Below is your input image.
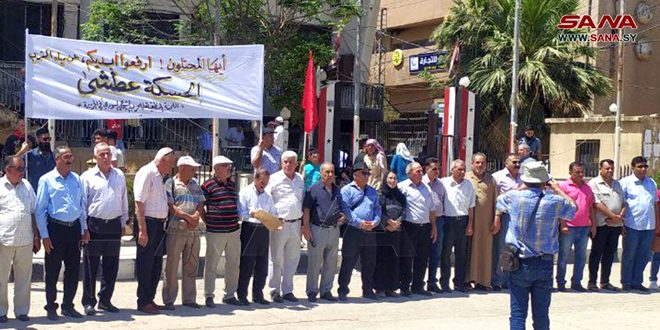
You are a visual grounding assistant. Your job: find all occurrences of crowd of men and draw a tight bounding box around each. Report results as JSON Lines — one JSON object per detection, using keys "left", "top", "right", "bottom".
{"left": 1, "top": 124, "right": 659, "bottom": 330}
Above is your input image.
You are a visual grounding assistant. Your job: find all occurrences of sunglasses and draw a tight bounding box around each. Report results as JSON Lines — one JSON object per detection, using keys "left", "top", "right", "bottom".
{"left": 360, "top": 170, "right": 371, "bottom": 176}
{"left": 9, "top": 166, "right": 26, "bottom": 172}
{"left": 636, "top": 165, "right": 649, "bottom": 169}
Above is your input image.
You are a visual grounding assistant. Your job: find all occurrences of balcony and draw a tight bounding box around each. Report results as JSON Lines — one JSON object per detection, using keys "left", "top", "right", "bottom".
{"left": 334, "top": 81, "right": 384, "bottom": 122}
{"left": 380, "top": 0, "right": 448, "bottom": 29}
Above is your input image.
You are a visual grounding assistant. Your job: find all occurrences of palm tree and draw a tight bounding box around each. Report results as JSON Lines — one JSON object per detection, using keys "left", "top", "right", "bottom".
{"left": 433, "top": 0, "right": 612, "bottom": 156}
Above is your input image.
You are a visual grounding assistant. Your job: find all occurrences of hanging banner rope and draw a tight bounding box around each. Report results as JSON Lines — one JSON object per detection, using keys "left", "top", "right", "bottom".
{"left": 25, "top": 33, "right": 264, "bottom": 120}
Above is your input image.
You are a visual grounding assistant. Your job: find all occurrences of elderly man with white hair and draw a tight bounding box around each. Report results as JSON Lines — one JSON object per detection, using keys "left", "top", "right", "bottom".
{"left": 518, "top": 144, "right": 534, "bottom": 174}
{"left": 439, "top": 159, "right": 476, "bottom": 293}
{"left": 133, "top": 147, "right": 177, "bottom": 314}
{"left": 202, "top": 155, "right": 242, "bottom": 307}
{"left": 267, "top": 150, "right": 305, "bottom": 303}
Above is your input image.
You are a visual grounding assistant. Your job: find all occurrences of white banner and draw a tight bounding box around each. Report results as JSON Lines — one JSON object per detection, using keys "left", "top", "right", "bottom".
{"left": 25, "top": 34, "right": 264, "bottom": 120}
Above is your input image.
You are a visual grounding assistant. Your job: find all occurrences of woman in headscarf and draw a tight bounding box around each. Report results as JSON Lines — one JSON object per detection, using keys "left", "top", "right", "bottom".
{"left": 390, "top": 142, "right": 413, "bottom": 182}
{"left": 363, "top": 138, "right": 388, "bottom": 190}
{"left": 374, "top": 172, "right": 407, "bottom": 297}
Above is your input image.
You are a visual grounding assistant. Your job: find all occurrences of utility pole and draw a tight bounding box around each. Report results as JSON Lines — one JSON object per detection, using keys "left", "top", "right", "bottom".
{"left": 48, "top": 0, "right": 57, "bottom": 150}
{"left": 211, "top": 0, "right": 222, "bottom": 162}
{"left": 509, "top": 0, "right": 521, "bottom": 153}
{"left": 352, "top": 0, "right": 363, "bottom": 161}
{"left": 613, "top": 0, "right": 625, "bottom": 179}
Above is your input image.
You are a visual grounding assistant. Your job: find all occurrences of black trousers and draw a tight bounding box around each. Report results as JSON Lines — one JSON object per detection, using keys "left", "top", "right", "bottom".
{"left": 440, "top": 216, "right": 469, "bottom": 289}
{"left": 82, "top": 217, "right": 122, "bottom": 306}
{"left": 237, "top": 222, "right": 270, "bottom": 300}
{"left": 374, "top": 230, "right": 401, "bottom": 291}
{"left": 135, "top": 217, "right": 166, "bottom": 308}
{"left": 338, "top": 225, "right": 377, "bottom": 295}
{"left": 399, "top": 222, "right": 432, "bottom": 292}
{"left": 588, "top": 225, "right": 622, "bottom": 285}
{"left": 44, "top": 220, "right": 81, "bottom": 311}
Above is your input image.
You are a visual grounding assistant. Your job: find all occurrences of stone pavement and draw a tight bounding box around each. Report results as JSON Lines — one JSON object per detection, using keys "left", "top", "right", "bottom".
{"left": 2, "top": 264, "right": 659, "bottom": 329}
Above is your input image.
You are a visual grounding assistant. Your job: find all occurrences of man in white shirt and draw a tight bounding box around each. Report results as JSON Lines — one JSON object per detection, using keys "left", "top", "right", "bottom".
{"left": 133, "top": 147, "right": 177, "bottom": 314}
{"left": 107, "top": 131, "right": 125, "bottom": 171}
{"left": 273, "top": 117, "right": 285, "bottom": 151}
{"left": 266, "top": 151, "right": 304, "bottom": 303}
{"left": 0, "top": 156, "right": 38, "bottom": 323}
{"left": 225, "top": 124, "right": 245, "bottom": 147}
{"left": 440, "top": 159, "right": 476, "bottom": 293}
{"left": 80, "top": 143, "right": 129, "bottom": 316}
{"left": 398, "top": 162, "right": 438, "bottom": 296}
{"left": 237, "top": 168, "right": 278, "bottom": 305}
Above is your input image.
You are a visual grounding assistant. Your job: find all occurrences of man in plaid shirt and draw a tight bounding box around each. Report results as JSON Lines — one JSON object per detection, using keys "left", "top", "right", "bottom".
{"left": 495, "top": 161, "right": 576, "bottom": 330}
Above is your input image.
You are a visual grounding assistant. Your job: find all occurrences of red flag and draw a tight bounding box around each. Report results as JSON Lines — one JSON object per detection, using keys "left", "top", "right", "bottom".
{"left": 302, "top": 50, "right": 318, "bottom": 133}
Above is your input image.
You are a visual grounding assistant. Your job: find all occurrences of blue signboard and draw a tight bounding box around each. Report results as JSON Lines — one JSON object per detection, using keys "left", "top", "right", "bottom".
{"left": 409, "top": 50, "right": 449, "bottom": 74}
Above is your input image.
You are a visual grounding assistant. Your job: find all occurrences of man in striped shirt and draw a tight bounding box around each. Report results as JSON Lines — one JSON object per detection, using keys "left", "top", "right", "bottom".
{"left": 202, "top": 155, "right": 242, "bottom": 307}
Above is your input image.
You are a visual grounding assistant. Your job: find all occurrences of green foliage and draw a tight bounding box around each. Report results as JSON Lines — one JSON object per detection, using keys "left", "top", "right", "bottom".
{"left": 82, "top": 0, "right": 163, "bottom": 44}
{"left": 429, "top": 0, "right": 612, "bottom": 156}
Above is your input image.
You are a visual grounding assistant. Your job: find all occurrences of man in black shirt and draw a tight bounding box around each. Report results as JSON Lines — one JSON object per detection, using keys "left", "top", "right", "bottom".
{"left": 302, "top": 163, "right": 350, "bottom": 302}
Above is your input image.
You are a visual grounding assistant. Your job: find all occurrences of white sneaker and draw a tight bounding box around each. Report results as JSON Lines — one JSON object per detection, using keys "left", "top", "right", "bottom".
{"left": 650, "top": 281, "right": 658, "bottom": 290}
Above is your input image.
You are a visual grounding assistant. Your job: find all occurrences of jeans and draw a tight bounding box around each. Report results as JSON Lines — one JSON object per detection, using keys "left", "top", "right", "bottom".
{"left": 440, "top": 216, "right": 468, "bottom": 289}
{"left": 587, "top": 226, "right": 621, "bottom": 285}
{"left": 556, "top": 226, "right": 589, "bottom": 287}
{"left": 650, "top": 252, "right": 660, "bottom": 282}
{"left": 492, "top": 214, "right": 510, "bottom": 288}
{"left": 621, "top": 227, "right": 654, "bottom": 287}
{"left": 427, "top": 217, "right": 445, "bottom": 286}
{"left": 509, "top": 256, "right": 553, "bottom": 330}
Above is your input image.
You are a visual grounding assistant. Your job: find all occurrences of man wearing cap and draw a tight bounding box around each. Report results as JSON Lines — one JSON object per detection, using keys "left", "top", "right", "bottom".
{"left": 267, "top": 151, "right": 305, "bottom": 303}
{"left": 491, "top": 153, "right": 522, "bottom": 291}
{"left": 202, "top": 155, "right": 242, "bottom": 307}
{"left": 496, "top": 161, "right": 576, "bottom": 330}
{"left": 36, "top": 146, "right": 90, "bottom": 320}
{"left": 80, "top": 143, "right": 128, "bottom": 316}
{"left": 24, "top": 127, "right": 55, "bottom": 191}
{"left": 273, "top": 117, "right": 285, "bottom": 151}
{"left": 337, "top": 162, "right": 381, "bottom": 301}
{"left": 518, "top": 125, "right": 541, "bottom": 160}
{"left": 251, "top": 127, "right": 281, "bottom": 175}
{"left": 302, "top": 162, "right": 350, "bottom": 302}
{"left": 237, "top": 168, "right": 278, "bottom": 305}
{"left": 133, "top": 147, "right": 177, "bottom": 314}
{"left": 162, "top": 156, "right": 205, "bottom": 309}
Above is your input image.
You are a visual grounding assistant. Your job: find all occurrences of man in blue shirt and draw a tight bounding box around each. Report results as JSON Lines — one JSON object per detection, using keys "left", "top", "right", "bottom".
{"left": 337, "top": 162, "right": 381, "bottom": 301}
{"left": 619, "top": 156, "right": 660, "bottom": 292}
{"left": 251, "top": 128, "right": 281, "bottom": 175}
{"left": 496, "top": 161, "right": 575, "bottom": 330}
{"left": 24, "top": 127, "right": 55, "bottom": 190}
{"left": 518, "top": 125, "right": 541, "bottom": 160}
{"left": 35, "top": 146, "right": 89, "bottom": 320}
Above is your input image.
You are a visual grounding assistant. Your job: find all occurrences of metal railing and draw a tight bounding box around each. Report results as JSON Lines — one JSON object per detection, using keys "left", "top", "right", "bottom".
{"left": 0, "top": 61, "right": 23, "bottom": 112}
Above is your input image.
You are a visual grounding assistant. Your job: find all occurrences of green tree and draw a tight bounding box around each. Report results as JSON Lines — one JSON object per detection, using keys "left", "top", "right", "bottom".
{"left": 82, "top": 0, "right": 168, "bottom": 44}
{"left": 431, "top": 0, "right": 612, "bottom": 156}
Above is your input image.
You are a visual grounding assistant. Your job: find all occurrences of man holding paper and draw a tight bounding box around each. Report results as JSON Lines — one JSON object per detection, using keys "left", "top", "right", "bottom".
{"left": 237, "top": 168, "right": 279, "bottom": 305}
{"left": 302, "top": 163, "right": 350, "bottom": 302}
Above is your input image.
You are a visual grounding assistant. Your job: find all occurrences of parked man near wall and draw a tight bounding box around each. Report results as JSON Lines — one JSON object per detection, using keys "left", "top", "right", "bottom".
{"left": 619, "top": 156, "right": 660, "bottom": 291}
{"left": 491, "top": 153, "right": 522, "bottom": 290}
{"left": 237, "top": 168, "right": 277, "bottom": 305}
{"left": 36, "top": 146, "right": 89, "bottom": 320}
{"left": 202, "top": 155, "right": 242, "bottom": 307}
{"left": 80, "top": 143, "right": 128, "bottom": 316}
{"left": 398, "top": 162, "right": 437, "bottom": 296}
{"left": 267, "top": 151, "right": 305, "bottom": 303}
{"left": 0, "top": 156, "right": 38, "bottom": 323}
{"left": 133, "top": 147, "right": 176, "bottom": 314}
{"left": 337, "top": 162, "right": 381, "bottom": 301}
{"left": 465, "top": 153, "right": 498, "bottom": 291}
{"left": 557, "top": 162, "right": 595, "bottom": 292}
{"left": 496, "top": 161, "right": 576, "bottom": 330}
{"left": 24, "top": 127, "right": 55, "bottom": 191}
{"left": 302, "top": 162, "right": 349, "bottom": 302}
{"left": 424, "top": 157, "right": 446, "bottom": 293}
{"left": 162, "top": 156, "right": 205, "bottom": 310}
{"left": 587, "top": 159, "right": 626, "bottom": 291}
{"left": 251, "top": 128, "right": 281, "bottom": 175}
{"left": 440, "top": 160, "right": 476, "bottom": 293}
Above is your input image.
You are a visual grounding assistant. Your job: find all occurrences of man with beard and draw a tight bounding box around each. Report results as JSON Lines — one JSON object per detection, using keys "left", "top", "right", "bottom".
{"left": 24, "top": 128, "right": 55, "bottom": 190}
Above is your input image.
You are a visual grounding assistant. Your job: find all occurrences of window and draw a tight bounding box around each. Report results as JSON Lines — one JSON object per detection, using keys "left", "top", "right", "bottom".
{"left": 575, "top": 140, "right": 600, "bottom": 177}
{"left": 0, "top": 1, "right": 64, "bottom": 61}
